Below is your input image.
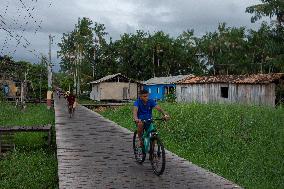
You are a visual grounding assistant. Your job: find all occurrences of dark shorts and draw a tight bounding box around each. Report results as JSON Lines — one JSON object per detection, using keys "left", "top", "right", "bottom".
{"left": 136, "top": 120, "right": 151, "bottom": 130}
{"left": 68, "top": 103, "right": 74, "bottom": 108}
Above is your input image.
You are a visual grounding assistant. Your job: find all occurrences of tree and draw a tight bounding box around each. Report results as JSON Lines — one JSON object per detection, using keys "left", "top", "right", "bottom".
{"left": 246, "top": 0, "right": 284, "bottom": 26}
{"left": 53, "top": 72, "right": 73, "bottom": 92}
{"left": 176, "top": 30, "right": 204, "bottom": 75}
{"left": 58, "top": 17, "right": 96, "bottom": 95}
{"left": 114, "top": 30, "right": 152, "bottom": 80}
{"left": 246, "top": 1, "right": 284, "bottom": 73}
{"left": 247, "top": 23, "right": 275, "bottom": 73}
{"left": 197, "top": 23, "right": 250, "bottom": 75}
{"left": 25, "top": 61, "right": 48, "bottom": 100}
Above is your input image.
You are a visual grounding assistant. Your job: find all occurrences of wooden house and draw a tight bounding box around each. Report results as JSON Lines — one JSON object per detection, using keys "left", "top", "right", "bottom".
{"left": 0, "top": 79, "right": 21, "bottom": 98}
{"left": 143, "top": 75, "right": 193, "bottom": 100}
{"left": 89, "top": 73, "right": 142, "bottom": 101}
{"left": 176, "top": 73, "right": 284, "bottom": 106}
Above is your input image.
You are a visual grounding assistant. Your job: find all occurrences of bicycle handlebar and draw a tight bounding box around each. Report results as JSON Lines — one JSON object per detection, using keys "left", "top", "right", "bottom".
{"left": 134, "top": 117, "right": 169, "bottom": 124}
{"left": 141, "top": 118, "right": 166, "bottom": 122}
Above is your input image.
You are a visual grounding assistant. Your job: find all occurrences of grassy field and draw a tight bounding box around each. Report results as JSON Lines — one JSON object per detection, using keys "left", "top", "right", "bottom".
{"left": 0, "top": 102, "right": 58, "bottom": 189}
{"left": 100, "top": 102, "right": 284, "bottom": 189}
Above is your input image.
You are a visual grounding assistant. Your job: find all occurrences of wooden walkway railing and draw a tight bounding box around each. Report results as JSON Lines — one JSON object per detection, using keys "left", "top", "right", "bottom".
{"left": 81, "top": 103, "right": 127, "bottom": 109}
{"left": 0, "top": 124, "right": 52, "bottom": 154}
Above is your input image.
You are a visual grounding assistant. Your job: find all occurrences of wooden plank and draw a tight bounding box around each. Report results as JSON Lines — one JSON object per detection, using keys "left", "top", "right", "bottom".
{"left": 0, "top": 133, "right": 1, "bottom": 154}
{"left": 81, "top": 103, "right": 126, "bottom": 107}
{"left": 1, "top": 144, "right": 15, "bottom": 148}
{"left": 0, "top": 125, "right": 51, "bottom": 133}
{"left": 48, "top": 129, "right": 51, "bottom": 146}
{"left": 0, "top": 125, "right": 52, "bottom": 153}
{"left": 1, "top": 133, "right": 14, "bottom": 136}
{"left": 0, "top": 132, "right": 14, "bottom": 153}
{"left": 0, "top": 138, "right": 14, "bottom": 142}
{"left": 0, "top": 144, "right": 15, "bottom": 152}
{"left": 0, "top": 133, "right": 14, "bottom": 142}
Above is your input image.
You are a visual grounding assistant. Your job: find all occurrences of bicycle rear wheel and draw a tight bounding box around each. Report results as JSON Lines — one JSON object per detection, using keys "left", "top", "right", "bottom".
{"left": 133, "top": 130, "right": 146, "bottom": 164}
{"left": 150, "top": 136, "right": 165, "bottom": 176}
{"left": 68, "top": 106, "right": 73, "bottom": 118}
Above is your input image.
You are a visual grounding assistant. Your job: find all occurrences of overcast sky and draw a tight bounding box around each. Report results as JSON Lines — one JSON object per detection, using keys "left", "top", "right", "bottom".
{"left": 0, "top": 0, "right": 266, "bottom": 71}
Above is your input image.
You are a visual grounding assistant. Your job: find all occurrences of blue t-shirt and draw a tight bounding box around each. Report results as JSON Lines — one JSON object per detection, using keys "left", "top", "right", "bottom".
{"left": 134, "top": 98, "right": 157, "bottom": 120}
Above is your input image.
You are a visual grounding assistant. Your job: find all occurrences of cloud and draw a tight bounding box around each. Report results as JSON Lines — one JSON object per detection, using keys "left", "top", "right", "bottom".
{"left": 0, "top": 0, "right": 265, "bottom": 71}
{"left": 132, "top": 0, "right": 263, "bottom": 36}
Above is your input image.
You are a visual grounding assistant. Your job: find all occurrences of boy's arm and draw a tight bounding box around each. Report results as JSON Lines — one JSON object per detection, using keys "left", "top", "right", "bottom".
{"left": 133, "top": 106, "right": 140, "bottom": 122}
{"left": 154, "top": 105, "right": 170, "bottom": 119}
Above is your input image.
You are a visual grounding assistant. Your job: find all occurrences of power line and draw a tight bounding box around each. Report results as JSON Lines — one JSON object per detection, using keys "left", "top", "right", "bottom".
{"left": 0, "top": 0, "right": 53, "bottom": 60}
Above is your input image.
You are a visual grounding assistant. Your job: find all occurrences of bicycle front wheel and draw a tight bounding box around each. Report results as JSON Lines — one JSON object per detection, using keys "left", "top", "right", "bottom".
{"left": 133, "top": 130, "right": 146, "bottom": 164}
{"left": 150, "top": 136, "right": 165, "bottom": 176}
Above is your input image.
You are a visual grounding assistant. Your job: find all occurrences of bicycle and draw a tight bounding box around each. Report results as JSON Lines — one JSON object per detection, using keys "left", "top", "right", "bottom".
{"left": 133, "top": 118, "right": 166, "bottom": 176}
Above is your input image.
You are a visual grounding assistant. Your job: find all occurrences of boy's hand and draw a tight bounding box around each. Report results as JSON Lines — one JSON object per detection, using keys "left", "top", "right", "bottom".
{"left": 163, "top": 114, "right": 170, "bottom": 121}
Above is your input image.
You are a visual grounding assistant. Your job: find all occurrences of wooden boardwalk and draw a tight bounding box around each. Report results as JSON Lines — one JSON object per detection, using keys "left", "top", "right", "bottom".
{"left": 55, "top": 97, "right": 242, "bottom": 189}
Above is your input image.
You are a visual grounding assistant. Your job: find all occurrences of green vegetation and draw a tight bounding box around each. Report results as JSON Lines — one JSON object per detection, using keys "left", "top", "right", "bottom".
{"left": 0, "top": 102, "right": 58, "bottom": 189}
{"left": 0, "top": 57, "right": 48, "bottom": 100}
{"left": 77, "top": 96, "right": 98, "bottom": 104}
{"left": 0, "top": 102, "right": 54, "bottom": 126}
{"left": 100, "top": 102, "right": 284, "bottom": 189}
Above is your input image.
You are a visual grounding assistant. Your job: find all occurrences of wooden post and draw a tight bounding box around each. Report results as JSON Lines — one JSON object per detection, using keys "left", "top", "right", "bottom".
{"left": 20, "top": 82, "right": 24, "bottom": 104}
{"left": 47, "top": 34, "right": 54, "bottom": 109}
{"left": 0, "top": 132, "right": 2, "bottom": 154}
{"left": 47, "top": 124, "right": 51, "bottom": 146}
{"left": 48, "top": 129, "right": 51, "bottom": 146}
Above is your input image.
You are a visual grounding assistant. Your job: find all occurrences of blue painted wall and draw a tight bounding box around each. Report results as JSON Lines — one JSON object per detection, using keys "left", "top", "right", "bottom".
{"left": 143, "top": 84, "right": 175, "bottom": 100}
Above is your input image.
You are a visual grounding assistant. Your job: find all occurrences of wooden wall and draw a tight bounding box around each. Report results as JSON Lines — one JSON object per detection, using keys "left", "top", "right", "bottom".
{"left": 90, "top": 82, "right": 138, "bottom": 101}
{"left": 176, "top": 83, "right": 276, "bottom": 106}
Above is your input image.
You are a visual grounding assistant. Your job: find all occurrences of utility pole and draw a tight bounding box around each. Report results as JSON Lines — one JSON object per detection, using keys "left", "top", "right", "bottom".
{"left": 93, "top": 47, "right": 95, "bottom": 79}
{"left": 152, "top": 48, "right": 155, "bottom": 77}
{"left": 77, "top": 44, "right": 81, "bottom": 96}
{"left": 93, "top": 37, "right": 99, "bottom": 79}
{"left": 74, "top": 42, "right": 79, "bottom": 96}
{"left": 39, "top": 59, "right": 42, "bottom": 103}
{"left": 74, "top": 26, "right": 79, "bottom": 96}
{"left": 47, "top": 34, "right": 55, "bottom": 109}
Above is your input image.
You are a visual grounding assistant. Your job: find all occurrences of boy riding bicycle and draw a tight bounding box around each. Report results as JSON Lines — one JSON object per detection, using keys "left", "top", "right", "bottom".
{"left": 66, "top": 91, "right": 76, "bottom": 113}
{"left": 133, "top": 89, "right": 170, "bottom": 148}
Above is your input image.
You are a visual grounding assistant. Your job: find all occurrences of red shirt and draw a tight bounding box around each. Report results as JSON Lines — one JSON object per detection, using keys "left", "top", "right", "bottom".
{"left": 67, "top": 94, "right": 76, "bottom": 105}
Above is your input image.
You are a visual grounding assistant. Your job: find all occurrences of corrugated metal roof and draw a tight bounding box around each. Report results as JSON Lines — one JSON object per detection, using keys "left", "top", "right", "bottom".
{"left": 89, "top": 73, "right": 122, "bottom": 84}
{"left": 89, "top": 73, "right": 142, "bottom": 84}
{"left": 178, "top": 73, "right": 284, "bottom": 84}
{"left": 143, "top": 75, "right": 194, "bottom": 85}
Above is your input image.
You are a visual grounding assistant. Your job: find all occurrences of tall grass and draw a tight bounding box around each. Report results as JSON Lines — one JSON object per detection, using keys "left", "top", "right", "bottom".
{"left": 0, "top": 102, "right": 58, "bottom": 189}
{"left": 100, "top": 102, "right": 284, "bottom": 189}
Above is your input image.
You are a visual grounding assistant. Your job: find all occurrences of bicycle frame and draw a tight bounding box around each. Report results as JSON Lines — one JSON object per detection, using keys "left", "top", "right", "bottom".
{"left": 140, "top": 119, "right": 164, "bottom": 153}
{"left": 142, "top": 123, "right": 156, "bottom": 153}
